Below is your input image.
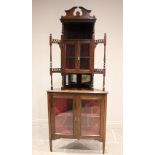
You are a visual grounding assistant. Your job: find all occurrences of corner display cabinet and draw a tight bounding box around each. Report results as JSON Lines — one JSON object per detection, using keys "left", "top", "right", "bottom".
{"left": 47, "top": 7, "right": 108, "bottom": 154}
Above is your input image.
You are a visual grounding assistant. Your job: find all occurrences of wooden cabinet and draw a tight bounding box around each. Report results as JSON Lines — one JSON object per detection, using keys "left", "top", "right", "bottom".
{"left": 47, "top": 90, "right": 107, "bottom": 153}
{"left": 47, "top": 6, "right": 107, "bottom": 153}
{"left": 62, "top": 40, "right": 94, "bottom": 73}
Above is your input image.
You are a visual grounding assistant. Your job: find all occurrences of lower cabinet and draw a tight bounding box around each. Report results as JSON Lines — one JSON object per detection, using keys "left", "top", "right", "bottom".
{"left": 47, "top": 90, "right": 107, "bottom": 153}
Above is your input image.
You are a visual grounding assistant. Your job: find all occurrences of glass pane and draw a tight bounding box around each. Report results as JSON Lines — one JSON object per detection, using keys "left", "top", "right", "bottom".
{"left": 80, "top": 44, "right": 90, "bottom": 57}
{"left": 66, "top": 58, "right": 76, "bottom": 69}
{"left": 54, "top": 98, "right": 73, "bottom": 135}
{"left": 81, "top": 99, "right": 100, "bottom": 136}
{"left": 80, "top": 58, "right": 90, "bottom": 69}
{"left": 66, "top": 44, "right": 76, "bottom": 57}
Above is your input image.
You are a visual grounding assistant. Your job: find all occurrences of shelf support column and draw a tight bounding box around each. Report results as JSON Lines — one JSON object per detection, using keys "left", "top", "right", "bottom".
{"left": 49, "top": 34, "right": 53, "bottom": 90}
{"left": 103, "top": 33, "right": 106, "bottom": 91}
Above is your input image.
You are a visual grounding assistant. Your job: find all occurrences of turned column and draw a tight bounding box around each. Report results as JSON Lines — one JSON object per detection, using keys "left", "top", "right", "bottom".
{"left": 103, "top": 33, "right": 106, "bottom": 91}
{"left": 49, "top": 34, "right": 53, "bottom": 90}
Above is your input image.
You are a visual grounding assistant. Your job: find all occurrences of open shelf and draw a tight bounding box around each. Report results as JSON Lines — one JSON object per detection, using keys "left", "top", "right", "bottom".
{"left": 63, "top": 22, "right": 94, "bottom": 39}
{"left": 64, "top": 74, "right": 93, "bottom": 89}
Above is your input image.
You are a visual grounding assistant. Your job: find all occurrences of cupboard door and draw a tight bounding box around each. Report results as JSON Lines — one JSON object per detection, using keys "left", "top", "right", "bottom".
{"left": 79, "top": 96, "right": 101, "bottom": 136}
{"left": 65, "top": 43, "right": 77, "bottom": 70}
{"left": 53, "top": 96, "right": 75, "bottom": 136}
{"left": 62, "top": 40, "right": 94, "bottom": 73}
{"left": 79, "top": 43, "right": 91, "bottom": 70}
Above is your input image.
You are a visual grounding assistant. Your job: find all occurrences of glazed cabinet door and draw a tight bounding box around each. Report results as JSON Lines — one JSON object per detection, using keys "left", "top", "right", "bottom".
{"left": 52, "top": 95, "right": 76, "bottom": 137}
{"left": 78, "top": 96, "right": 102, "bottom": 137}
{"left": 78, "top": 41, "right": 94, "bottom": 72}
{"left": 63, "top": 41, "right": 77, "bottom": 72}
{"left": 62, "top": 40, "right": 94, "bottom": 74}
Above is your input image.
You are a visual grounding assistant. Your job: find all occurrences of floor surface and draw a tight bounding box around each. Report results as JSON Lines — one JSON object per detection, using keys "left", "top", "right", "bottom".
{"left": 32, "top": 123, "right": 122, "bottom": 155}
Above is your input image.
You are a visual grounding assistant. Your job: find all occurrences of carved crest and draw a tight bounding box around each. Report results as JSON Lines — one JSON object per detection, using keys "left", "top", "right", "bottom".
{"left": 61, "top": 6, "right": 96, "bottom": 20}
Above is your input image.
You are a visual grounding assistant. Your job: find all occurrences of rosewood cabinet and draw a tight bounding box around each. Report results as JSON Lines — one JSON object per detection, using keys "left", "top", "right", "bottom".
{"left": 47, "top": 89, "right": 107, "bottom": 153}
{"left": 47, "top": 6, "right": 107, "bottom": 153}
{"left": 62, "top": 40, "right": 94, "bottom": 73}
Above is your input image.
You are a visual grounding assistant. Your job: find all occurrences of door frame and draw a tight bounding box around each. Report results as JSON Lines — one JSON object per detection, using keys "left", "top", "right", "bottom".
{"left": 52, "top": 94, "right": 77, "bottom": 138}
{"left": 77, "top": 95, "right": 103, "bottom": 139}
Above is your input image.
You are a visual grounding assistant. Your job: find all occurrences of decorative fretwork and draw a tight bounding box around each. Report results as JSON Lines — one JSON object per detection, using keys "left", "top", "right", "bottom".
{"left": 95, "top": 39, "right": 105, "bottom": 45}
{"left": 94, "top": 68, "right": 105, "bottom": 75}
{"left": 50, "top": 68, "right": 61, "bottom": 73}
{"left": 95, "top": 34, "right": 107, "bottom": 90}
{"left": 51, "top": 39, "right": 61, "bottom": 44}
{"left": 49, "top": 34, "right": 61, "bottom": 90}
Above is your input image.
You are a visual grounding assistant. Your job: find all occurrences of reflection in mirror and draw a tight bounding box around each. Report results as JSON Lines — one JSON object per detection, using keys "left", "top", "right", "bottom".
{"left": 82, "top": 74, "right": 91, "bottom": 83}
{"left": 66, "top": 75, "right": 69, "bottom": 85}
{"left": 70, "top": 74, "right": 77, "bottom": 83}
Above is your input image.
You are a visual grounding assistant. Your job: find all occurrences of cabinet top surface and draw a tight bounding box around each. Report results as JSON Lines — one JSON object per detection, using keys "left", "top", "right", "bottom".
{"left": 47, "top": 89, "right": 108, "bottom": 94}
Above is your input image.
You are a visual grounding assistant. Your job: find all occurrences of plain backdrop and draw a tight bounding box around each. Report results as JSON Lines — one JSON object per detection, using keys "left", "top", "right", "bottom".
{"left": 1, "top": 0, "right": 155, "bottom": 155}
{"left": 32, "top": 0, "right": 122, "bottom": 126}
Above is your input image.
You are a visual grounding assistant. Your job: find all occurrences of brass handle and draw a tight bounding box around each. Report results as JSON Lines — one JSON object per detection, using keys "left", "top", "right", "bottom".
{"left": 77, "top": 56, "right": 80, "bottom": 61}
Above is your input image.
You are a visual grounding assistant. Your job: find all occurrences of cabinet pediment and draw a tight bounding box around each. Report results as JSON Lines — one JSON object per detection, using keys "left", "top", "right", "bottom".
{"left": 61, "top": 6, "right": 96, "bottom": 20}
